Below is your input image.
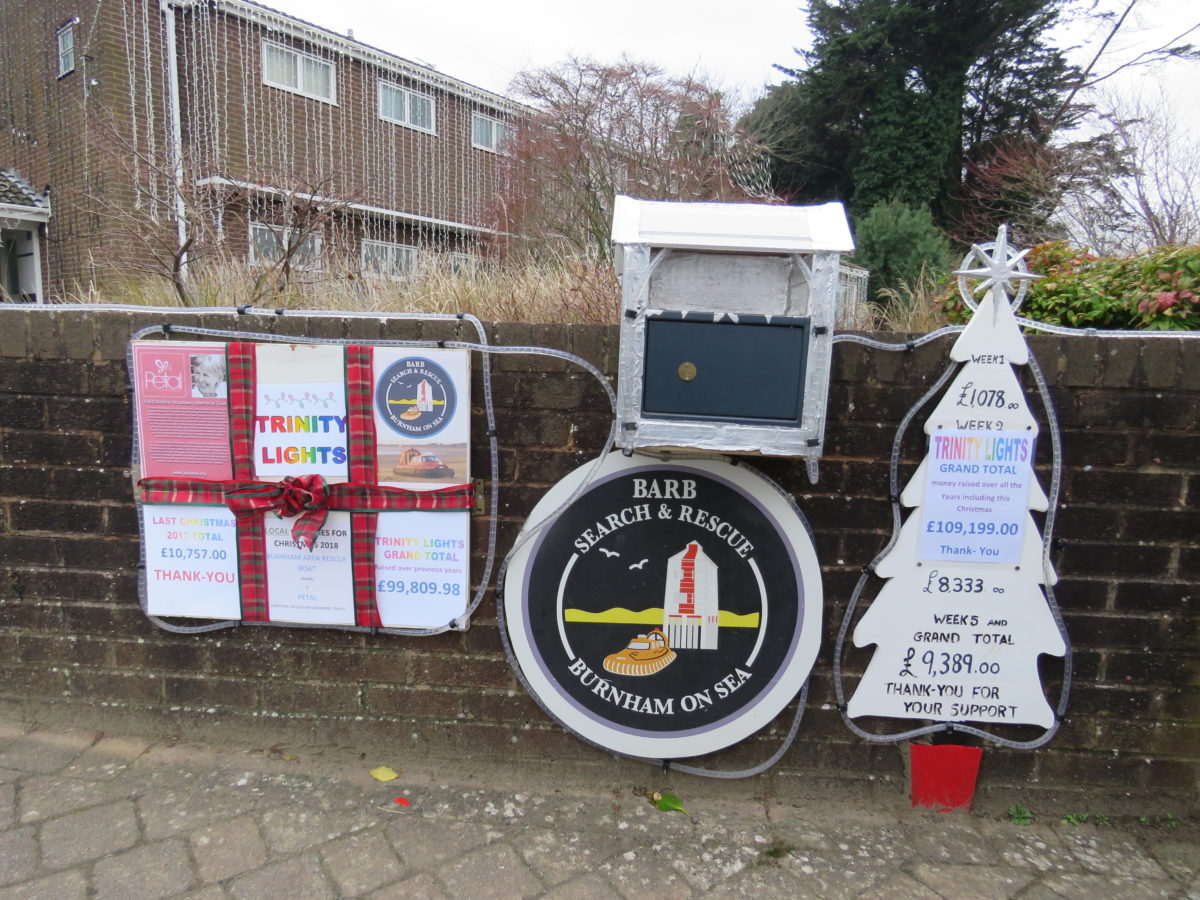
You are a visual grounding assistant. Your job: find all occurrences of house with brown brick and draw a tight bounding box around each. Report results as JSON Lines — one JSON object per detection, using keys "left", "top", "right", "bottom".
{"left": 0, "top": 0, "right": 520, "bottom": 301}
{"left": 0, "top": 170, "right": 51, "bottom": 302}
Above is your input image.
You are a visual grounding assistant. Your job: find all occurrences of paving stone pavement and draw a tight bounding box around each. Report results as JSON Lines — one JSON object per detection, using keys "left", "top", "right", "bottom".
{"left": 0, "top": 715, "right": 1195, "bottom": 899}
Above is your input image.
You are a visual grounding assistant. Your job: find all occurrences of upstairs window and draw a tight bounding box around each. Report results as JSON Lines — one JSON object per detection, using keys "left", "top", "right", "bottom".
{"left": 262, "top": 40, "right": 336, "bottom": 103}
{"left": 56, "top": 21, "right": 76, "bottom": 77}
{"left": 361, "top": 239, "right": 416, "bottom": 278}
{"left": 249, "top": 223, "right": 323, "bottom": 271}
{"left": 471, "top": 112, "right": 513, "bottom": 153}
{"left": 378, "top": 83, "right": 435, "bottom": 133}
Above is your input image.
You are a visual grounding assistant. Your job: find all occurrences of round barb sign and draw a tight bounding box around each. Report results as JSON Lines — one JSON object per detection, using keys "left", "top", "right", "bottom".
{"left": 374, "top": 356, "right": 456, "bottom": 438}
{"left": 504, "top": 453, "right": 823, "bottom": 759}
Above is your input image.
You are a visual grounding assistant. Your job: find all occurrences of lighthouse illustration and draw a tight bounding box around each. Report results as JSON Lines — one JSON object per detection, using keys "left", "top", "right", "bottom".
{"left": 416, "top": 379, "right": 434, "bottom": 412}
{"left": 663, "top": 542, "right": 720, "bottom": 650}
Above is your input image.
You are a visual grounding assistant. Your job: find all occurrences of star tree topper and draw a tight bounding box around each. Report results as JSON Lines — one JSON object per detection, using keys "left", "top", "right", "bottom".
{"left": 950, "top": 225, "right": 1041, "bottom": 365}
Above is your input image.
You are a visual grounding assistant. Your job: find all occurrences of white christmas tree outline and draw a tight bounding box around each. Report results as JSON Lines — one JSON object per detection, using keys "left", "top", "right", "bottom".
{"left": 845, "top": 226, "right": 1068, "bottom": 731}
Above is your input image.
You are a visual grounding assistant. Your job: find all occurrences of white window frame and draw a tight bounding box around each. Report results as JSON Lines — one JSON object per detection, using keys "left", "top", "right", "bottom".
{"left": 361, "top": 238, "right": 417, "bottom": 279}
{"left": 249, "top": 222, "right": 323, "bottom": 272}
{"left": 378, "top": 82, "right": 436, "bottom": 134}
{"left": 56, "top": 21, "right": 76, "bottom": 77}
{"left": 261, "top": 40, "right": 336, "bottom": 104}
{"left": 450, "top": 252, "right": 477, "bottom": 276}
{"left": 471, "top": 112, "right": 513, "bottom": 153}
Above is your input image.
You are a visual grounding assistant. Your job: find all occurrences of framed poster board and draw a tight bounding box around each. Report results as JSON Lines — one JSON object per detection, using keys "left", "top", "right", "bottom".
{"left": 132, "top": 339, "right": 474, "bottom": 630}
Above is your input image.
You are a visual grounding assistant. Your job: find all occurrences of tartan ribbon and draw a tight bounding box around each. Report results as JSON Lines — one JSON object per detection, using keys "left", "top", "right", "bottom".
{"left": 228, "top": 343, "right": 256, "bottom": 481}
{"left": 346, "top": 346, "right": 382, "bottom": 627}
{"left": 225, "top": 474, "right": 331, "bottom": 550}
{"left": 226, "top": 342, "right": 270, "bottom": 620}
{"left": 140, "top": 475, "right": 474, "bottom": 552}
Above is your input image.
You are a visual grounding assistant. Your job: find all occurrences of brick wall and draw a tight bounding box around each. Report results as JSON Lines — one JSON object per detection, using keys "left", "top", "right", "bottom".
{"left": 1, "top": 307, "right": 1196, "bottom": 800}
{"left": 0, "top": 0, "right": 107, "bottom": 293}
{"left": 180, "top": 6, "right": 511, "bottom": 224}
{"left": 0, "top": 0, "right": 515, "bottom": 296}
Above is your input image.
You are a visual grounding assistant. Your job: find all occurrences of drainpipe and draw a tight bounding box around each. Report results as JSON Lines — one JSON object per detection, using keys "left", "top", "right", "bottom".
{"left": 160, "top": 0, "right": 189, "bottom": 277}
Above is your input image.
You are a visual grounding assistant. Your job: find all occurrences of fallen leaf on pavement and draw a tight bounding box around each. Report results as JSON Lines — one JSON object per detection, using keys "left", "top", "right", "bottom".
{"left": 653, "top": 792, "right": 691, "bottom": 818}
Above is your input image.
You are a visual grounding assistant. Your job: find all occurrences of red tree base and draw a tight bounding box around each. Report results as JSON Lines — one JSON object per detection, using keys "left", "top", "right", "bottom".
{"left": 910, "top": 744, "right": 983, "bottom": 811}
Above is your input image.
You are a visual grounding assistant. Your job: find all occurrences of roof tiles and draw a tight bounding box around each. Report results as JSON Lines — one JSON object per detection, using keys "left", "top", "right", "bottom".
{"left": 0, "top": 169, "right": 48, "bottom": 209}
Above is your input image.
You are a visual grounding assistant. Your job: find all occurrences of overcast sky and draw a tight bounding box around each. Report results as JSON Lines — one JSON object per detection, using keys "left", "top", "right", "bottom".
{"left": 275, "top": 0, "right": 807, "bottom": 100}
{"left": 275, "top": 0, "right": 1197, "bottom": 119}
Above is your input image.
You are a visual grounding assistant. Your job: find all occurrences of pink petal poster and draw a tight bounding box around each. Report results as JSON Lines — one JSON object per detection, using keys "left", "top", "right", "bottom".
{"left": 133, "top": 341, "right": 232, "bottom": 480}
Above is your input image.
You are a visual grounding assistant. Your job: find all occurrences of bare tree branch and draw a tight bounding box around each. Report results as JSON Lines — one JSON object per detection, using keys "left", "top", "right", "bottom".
{"left": 492, "top": 56, "right": 775, "bottom": 260}
{"left": 1055, "top": 87, "right": 1200, "bottom": 253}
{"left": 80, "top": 104, "right": 367, "bottom": 304}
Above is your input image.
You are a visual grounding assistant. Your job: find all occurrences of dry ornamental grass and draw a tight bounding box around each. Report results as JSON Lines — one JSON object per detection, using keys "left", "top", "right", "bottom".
{"left": 62, "top": 248, "right": 623, "bottom": 325}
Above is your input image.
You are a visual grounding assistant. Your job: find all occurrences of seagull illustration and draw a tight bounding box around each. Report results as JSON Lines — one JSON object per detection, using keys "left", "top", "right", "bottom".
{"left": 599, "top": 548, "right": 620, "bottom": 558}
{"left": 629, "top": 559, "right": 649, "bottom": 570}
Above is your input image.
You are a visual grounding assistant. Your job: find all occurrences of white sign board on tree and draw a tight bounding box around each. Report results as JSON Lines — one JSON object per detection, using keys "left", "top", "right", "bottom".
{"left": 846, "top": 225, "right": 1067, "bottom": 731}
{"left": 918, "top": 429, "right": 1035, "bottom": 564}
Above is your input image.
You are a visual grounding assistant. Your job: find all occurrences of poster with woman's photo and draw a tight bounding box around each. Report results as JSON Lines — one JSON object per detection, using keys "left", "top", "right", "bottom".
{"left": 134, "top": 341, "right": 240, "bottom": 619}
{"left": 190, "top": 352, "right": 227, "bottom": 398}
{"left": 132, "top": 341, "right": 232, "bottom": 480}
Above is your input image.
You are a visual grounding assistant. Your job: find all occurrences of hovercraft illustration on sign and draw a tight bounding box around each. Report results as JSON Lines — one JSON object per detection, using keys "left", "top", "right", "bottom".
{"left": 392, "top": 447, "right": 456, "bottom": 479}
{"left": 504, "top": 453, "right": 823, "bottom": 759}
{"left": 600, "top": 541, "right": 719, "bottom": 676}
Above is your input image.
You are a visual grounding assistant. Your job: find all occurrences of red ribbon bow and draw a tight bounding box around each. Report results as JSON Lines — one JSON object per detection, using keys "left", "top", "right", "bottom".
{"left": 225, "top": 474, "right": 331, "bottom": 550}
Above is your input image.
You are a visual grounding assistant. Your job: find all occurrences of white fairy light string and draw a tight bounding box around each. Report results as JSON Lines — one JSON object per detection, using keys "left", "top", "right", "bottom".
{"left": 104, "top": 0, "right": 516, "bottom": 267}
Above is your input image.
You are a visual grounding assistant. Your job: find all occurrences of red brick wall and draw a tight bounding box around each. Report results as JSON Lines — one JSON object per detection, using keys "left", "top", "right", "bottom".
{"left": 176, "top": 6, "right": 511, "bottom": 226}
{"left": 0, "top": 307, "right": 1196, "bottom": 798}
{"left": 0, "top": 0, "right": 515, "bottom": 295}
{"left": 0, "top": 0, "right": 114, "bottom": 293}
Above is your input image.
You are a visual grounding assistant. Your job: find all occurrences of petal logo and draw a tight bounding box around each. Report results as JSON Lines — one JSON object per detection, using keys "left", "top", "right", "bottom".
{"left": 143, "top": 358, "right": 183, "bottom": 392}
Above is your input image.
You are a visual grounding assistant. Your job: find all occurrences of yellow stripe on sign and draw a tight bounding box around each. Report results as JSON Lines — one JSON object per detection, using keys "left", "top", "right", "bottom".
{"left": 388, "top": 399, "right": 446, "bottom": 405}
{"left": 562, "top": 607, "right": 761, "bottom": 628}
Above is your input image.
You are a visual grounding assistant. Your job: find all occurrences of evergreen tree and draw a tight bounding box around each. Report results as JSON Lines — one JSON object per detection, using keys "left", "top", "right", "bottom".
{"left": 851, "top": 200, "right": 953, "bottom": 301}
{"left": 743, "top": 0, "right": 1076, "bottom": 240}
